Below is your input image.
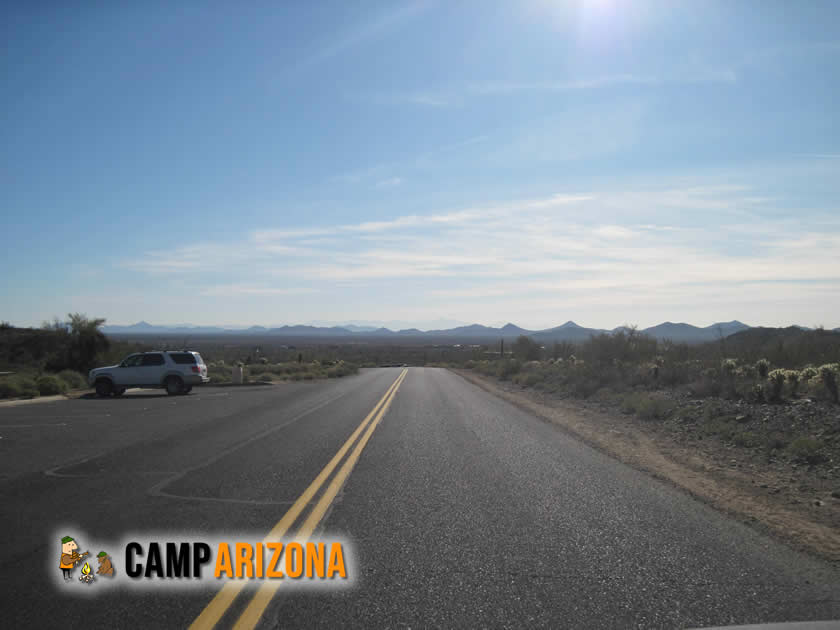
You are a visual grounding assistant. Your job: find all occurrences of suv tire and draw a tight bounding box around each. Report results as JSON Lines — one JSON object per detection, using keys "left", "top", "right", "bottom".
{"left": 165, "top": 376, "right": 184, "bottom": 396}
{"left": 95, "top": 379, "right": 113, "bottom": 397}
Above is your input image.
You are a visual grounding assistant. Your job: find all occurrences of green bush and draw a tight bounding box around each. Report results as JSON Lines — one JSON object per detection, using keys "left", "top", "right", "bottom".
{"left": 57, "top": 369, "right": 86, "bottom": 390}
{"left": 36, "top": 375, "right": 66, "bottom": 395}
{"left": 819, "top": 364, "right": 839, "bottom": 403}
{"left": 621, "top": 392, "right": 672, "bottom": 420}
{"left": 786, "top": 369, "right": 800, "bottom": 397}
{"left": 787, "top": 437, "right": 826, "bottom": 465}
{"left": 0, "top": 379, "right": 22, "bottom": 398}
{"left": 512, "top": 335, "right": 541, "bottom": 361}
{"left": 0, "top": 376, "right": 39, "bottom": 399}
{"left": 721, "top": 359, "right": 738, "bottom": 377}
{"left": 767, "top": 369, "right": 786, "bottom": 402}
{"left": 496, "top": 359, "right": 521, "bottom": 380}
{"left": 513, "top": 372, "right": 541, "bottom": 388}
{"left": 326, "top": 363, "right": 357, "bottom": 378}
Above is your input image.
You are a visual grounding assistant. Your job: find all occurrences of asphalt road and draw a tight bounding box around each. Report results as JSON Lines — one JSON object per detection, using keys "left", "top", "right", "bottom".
{"left": 2, "top": 367, "right": 839, "bottom": 629}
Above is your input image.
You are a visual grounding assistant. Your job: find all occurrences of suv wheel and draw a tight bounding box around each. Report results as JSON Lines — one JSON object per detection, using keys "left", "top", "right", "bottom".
{"left": 95, "top": 379, "right": 113, "bottom": 397}
{"left": 182, "top": 385, "right": 192, "bottom": 394}
{"left": 165, "top": 376, "right": 184, "bottom": 396}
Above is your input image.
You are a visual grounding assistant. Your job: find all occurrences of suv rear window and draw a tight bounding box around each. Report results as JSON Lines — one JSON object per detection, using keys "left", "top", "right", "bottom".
{"left": 168, "top": 353, "right": 197, "bottom": 365}
{"left": 141, "top": 353, "right": 165, "bottom": 366}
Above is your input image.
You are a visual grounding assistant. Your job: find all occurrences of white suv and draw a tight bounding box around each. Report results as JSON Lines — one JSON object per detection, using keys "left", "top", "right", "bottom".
{"left": 88, "top": 351, "right": 209, "bottom": 397}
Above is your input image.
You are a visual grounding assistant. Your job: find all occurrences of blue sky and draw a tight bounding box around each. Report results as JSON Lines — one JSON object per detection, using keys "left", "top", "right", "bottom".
{"left": 2, "top": 0, "right": 839, "bottom": 330}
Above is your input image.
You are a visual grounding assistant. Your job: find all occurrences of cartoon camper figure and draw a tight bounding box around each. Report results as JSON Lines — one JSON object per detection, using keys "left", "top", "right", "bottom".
{"left": 96, "top": 551, "right": 115, "bottom": 577}
{"left": 59, "top": 536, "right": 89, "bottom": 580}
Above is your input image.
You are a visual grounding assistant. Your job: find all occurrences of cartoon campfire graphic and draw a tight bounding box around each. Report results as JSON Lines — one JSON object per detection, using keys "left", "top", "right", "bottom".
{"left": 78, "top": 561, "right": 95, "bottom": 585}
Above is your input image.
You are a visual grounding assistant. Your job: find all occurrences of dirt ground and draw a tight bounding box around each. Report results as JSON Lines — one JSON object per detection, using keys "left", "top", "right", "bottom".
{"left": 453, "top": 368, "right": 840, "bottom": 565}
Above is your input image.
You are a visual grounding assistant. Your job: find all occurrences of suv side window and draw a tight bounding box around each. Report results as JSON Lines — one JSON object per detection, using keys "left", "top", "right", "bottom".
{"left": 141, "top": 353, "right": 165, "bottom": 366}
{"left": 168, "top": 353, "right": 196, "bottom": 365}
{"left": 122, "top": 354, "right": 143, "bottom": 368}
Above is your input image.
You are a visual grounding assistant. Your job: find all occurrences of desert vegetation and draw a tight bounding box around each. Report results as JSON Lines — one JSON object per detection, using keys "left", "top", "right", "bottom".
{"left": 204, "top": 359, "right": 358, "bottom": 384}
{"left": 462, "top": 328, "right": 840, "bottom": 404}
{"left": 459, "top": 328, "right": 840, "bottom": 471}
{"left": 0, "top": 316, "right": 362, "bottom": 399}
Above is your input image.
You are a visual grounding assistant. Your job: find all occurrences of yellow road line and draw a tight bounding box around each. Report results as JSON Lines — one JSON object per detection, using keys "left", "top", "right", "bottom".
{"left": 188, "top": 369, "right": 407, "bottom": 630}
{"left": 231, "top": 368, "right": 408, "bottom": 630}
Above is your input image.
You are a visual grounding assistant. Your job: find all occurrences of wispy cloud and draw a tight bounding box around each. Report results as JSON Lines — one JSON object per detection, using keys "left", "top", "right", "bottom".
{"left": 199, "top": 284, "right": 317, "bottom": 297}
{"left": 358, "top": 68, "right": 736, "bottom": 107}
{"left": 374, "top": 177, "right": 403, "bottom": 189}
{"left": 124, "top": 183, "right": 840, "bottom": 327}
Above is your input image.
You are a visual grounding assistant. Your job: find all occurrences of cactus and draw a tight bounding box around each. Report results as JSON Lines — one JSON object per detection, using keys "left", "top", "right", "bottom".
{"left": 786, "top": 369, "right": 800, "bottom": 397}
{"left": 767, "top": 369, "right": 786, "bottom": 402}
{"left": 721, "top": 358, "right": 738, "bottom": 377}
{"left": 819, "top": 364, "right": 839, "bottom": 403}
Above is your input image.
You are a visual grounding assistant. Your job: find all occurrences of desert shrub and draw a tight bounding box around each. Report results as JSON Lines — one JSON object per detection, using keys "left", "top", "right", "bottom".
{"left": 620, "top": 392, "right": 644, "bottom": 414}
{"left": 786, "top": 370, "right": 800, "bottom": 397}
{"left": 303, "top": 373, "right": 314, "bottom": 380}
{"left": 621, "top": 392, "right": 672, "bottom": 420}
{"left": 800, "top": 366, "right": 818, "bottom": 381}
{"left": 747, "top": 383, "right": 765, "bottom": 403}
{"left": 512, "top": 336, "right": 541, "bottom": 361}
{"left": 259, "top": 357, "right": 268, "bottom": 364}
{"left": 659, "top": 361, "right": 695, "bottom": 387}
{"left": 690, "top": 373, "right": 721, "bottom": 398}
{"left": 513, "top": 372, "right": 541, "bottom": 388}
{"left": 36, "top": 375, "right": 66, "bottom": 395}
{"left": 787, "top": 437, "right": 826, "bottom": 465}
{"left": 0, "top": 378, "right": 22, "bottom": 398}
{"left": 755, "top": 358, "right": 771, "bottom": 379}
{"left": 721, "top": 359, "right": 738, "bottom": 377}
{"left": 326, "top": 363, "right": 357, "bottom": 378}
{"left": 701, "top": 402, "right": 725, "bottom": 421}
{"left": 767, "top": 369, "right": 787, "bottom": 402}
{"left": 496, "top": 359, "right": 521, "bottom": 380}
{"left": 819, "top": 364, "right": 839, "bottom": 403}
{"left": 0, "top": 376, "right": 39, "bottom": 398}
{"left": 704, "top": 418, "right": 737, "bottom": 441}
{"left": 57, "top": 369, "right": 86, "bottom": 390}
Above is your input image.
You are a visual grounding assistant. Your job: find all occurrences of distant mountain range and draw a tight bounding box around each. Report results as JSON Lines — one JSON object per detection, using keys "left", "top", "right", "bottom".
{"left": 101, "top": 319, "right": 763, "bottom": 343}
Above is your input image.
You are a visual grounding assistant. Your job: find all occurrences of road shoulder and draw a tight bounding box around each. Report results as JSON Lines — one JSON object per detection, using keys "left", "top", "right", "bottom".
{"left": 452, "top": 368, "right": 840, "bottom": 565}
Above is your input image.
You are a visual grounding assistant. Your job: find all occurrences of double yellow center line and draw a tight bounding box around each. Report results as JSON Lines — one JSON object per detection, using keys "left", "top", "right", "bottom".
{"left": 189, "top": 368, "right": 408, "bottom": 630}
